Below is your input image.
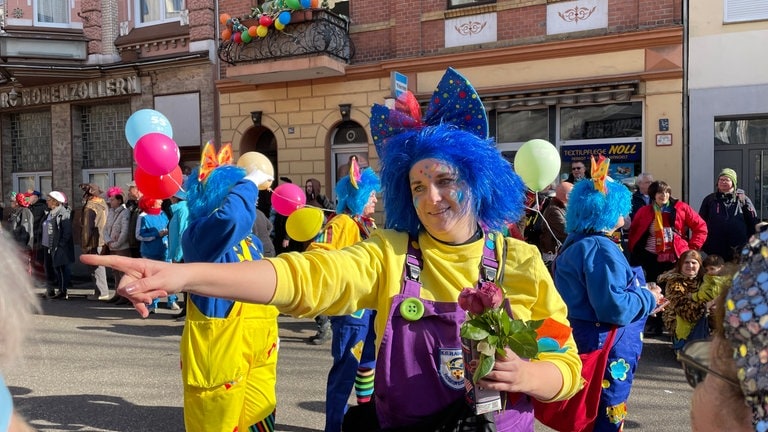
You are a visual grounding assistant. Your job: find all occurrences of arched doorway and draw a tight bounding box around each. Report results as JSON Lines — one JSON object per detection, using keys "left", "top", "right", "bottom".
{"left": 240, "top": 126, "right": 277, "bottom": 216}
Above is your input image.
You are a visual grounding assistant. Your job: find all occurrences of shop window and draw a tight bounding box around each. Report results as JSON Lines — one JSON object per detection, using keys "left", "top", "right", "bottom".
{"left": 81, "top": 104, "right": 133, "bottom": 170}
{"left": 714, "top": 118, "right": 768, "bottom": 145}
{"left": 136, "top": 0, "right": 184, "bottom": 26}
{"left": 12, "top": 173, "right": 52, "bottom": 197}
{"left": 448, "top": 0, "right": 495, "bottom": 9}
{"left": 560, "top": 102, "right": 642, "bottom": 141}
{"left": 331, "top": 121, "right": 369, "bottom": 201}
{"left": 35, "top": 0, "right": 70, "bottom": 26}
{"left": 492, "top": 108, "right": 551, "bottom": 164}
{"left": 9, "top": 111, "right": 52, "bottom": 172}
{"left": 724, "top": 0, "right": 768, "bottom": 23}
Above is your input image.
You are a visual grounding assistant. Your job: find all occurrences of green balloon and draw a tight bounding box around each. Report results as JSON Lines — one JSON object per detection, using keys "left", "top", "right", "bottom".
{"left": 513, "top": 139, "right": 561, "bottom": 192}
{"left": 285, "top": 0, "right": 302, "bottom": 9}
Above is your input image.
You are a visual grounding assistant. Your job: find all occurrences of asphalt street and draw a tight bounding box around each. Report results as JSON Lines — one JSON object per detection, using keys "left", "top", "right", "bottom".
{"left": 6, "top": 285, "right": 694, "bottom": 431}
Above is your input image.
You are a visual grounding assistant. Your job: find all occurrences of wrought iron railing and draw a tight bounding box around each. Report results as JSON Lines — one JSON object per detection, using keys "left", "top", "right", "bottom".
{"left": 218, "top": 9, "right": 353, "bottom": 65}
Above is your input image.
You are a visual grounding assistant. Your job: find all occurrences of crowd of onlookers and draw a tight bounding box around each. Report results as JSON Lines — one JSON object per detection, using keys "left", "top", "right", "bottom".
{"left": 520, "top": 164, "right": 759, "bottom": 350}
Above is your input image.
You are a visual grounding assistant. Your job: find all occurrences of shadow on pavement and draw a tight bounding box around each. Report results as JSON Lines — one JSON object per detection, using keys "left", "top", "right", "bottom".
{"left": 10, "top": 387, "right": 184, "bottom": 432}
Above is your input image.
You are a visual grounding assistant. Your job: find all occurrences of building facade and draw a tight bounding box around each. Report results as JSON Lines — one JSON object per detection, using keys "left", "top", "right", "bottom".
{"left": 688, "top": 0, "right": 768, "bottom": 216}
{"left": 217, "top": 0, "right": 684, "bottom": 220}
{"left": 0, "top": 0, "right": 218, "bottom": 205}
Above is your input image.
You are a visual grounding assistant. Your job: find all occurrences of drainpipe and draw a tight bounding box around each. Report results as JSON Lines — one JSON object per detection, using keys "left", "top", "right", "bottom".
{"left": 682, "top": 0, "right": 690, "bottom": 202}
{"left": 213, "top": 0, "right": 222, "bottom": 148}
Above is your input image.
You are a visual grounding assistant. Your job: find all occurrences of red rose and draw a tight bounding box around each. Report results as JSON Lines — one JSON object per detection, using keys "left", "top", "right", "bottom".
{"left": 478, "top": 282, "right": 503, "bottom": 309}
{"left": 458, "top": 288, "right": 486, "bottom": 315}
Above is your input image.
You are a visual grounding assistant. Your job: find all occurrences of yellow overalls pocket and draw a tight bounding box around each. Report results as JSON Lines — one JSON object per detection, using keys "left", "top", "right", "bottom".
{"left": 180, "top": 305, "right": 248, "bottom": 390}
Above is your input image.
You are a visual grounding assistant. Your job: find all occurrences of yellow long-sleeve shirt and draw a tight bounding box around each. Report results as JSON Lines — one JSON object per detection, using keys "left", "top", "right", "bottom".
{"left": 268, "top": 229, "right": 582, "bottom": 401}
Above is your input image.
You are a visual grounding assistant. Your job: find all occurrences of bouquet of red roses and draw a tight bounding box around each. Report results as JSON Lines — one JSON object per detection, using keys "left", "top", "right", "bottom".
{"left": 458, "top": 281, "right": 542, "bottom": 384}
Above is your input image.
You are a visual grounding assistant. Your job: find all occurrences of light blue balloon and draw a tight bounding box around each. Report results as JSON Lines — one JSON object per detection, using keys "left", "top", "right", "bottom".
{"left": 125, "top": 109, "right": 173, "bottom": 148}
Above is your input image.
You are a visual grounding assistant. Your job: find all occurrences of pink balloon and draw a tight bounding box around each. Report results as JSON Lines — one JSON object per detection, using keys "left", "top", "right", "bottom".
{"left": 271, "top": 183, "right": 306, "bottom": 216}
{"left": 134, "top": 133, "right": 180, "bottom": 176}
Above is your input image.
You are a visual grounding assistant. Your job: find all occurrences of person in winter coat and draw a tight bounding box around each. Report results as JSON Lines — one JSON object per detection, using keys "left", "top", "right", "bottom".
{"left": 103, "top": 187, "right": 131, "bottom": 304}
{"left": 26, "top": 190, "right": 49, "bottom": 282}
{"left": 43, "top": 191, "right": 74, "bottom": 299}
{"left": 699, "top": 168, "right": 759, "bottom": 262}
{"left": 79, "top": 183, "right": 109, "bottom": 300}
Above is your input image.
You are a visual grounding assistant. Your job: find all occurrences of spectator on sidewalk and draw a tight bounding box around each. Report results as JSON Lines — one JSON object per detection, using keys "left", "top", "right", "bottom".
{"left": 79, "top": 183, "right": 110, "bottom": 300}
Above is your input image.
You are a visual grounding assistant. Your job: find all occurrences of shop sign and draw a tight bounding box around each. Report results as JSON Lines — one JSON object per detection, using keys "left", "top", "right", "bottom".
{"left": 0, "top": 75, "right": 141, "bottom": 109}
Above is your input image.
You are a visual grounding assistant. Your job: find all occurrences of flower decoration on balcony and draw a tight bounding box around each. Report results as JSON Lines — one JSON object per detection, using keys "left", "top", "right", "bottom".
{"left": 219, "top": 0, "right": 323, "bottom": 44}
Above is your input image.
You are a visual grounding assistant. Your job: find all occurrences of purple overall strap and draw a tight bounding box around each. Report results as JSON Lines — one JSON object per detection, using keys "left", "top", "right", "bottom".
{"left": 401, "top": 231, "right": 499, "bottom": 297}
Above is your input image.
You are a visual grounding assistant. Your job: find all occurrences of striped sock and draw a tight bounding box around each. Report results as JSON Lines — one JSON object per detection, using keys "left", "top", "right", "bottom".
{"left": 248, "top": 410, "right": 276, "bottom": 432}
{"left": 355, "top": 367, "right": 375, "bottom": 404}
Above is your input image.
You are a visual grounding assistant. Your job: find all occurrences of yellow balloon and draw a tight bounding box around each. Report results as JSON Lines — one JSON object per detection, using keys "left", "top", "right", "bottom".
{"left": 237, "top": 152, "right": 274, "bottom": 190}
{"left": 286, "top": 207, "right": 325, "bottom": 242}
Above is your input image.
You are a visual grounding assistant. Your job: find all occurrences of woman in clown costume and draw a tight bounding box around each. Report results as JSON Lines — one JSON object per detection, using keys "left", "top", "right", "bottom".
{"left": 553, "top": 156, "right": 664, "bottom": 431}
{"left": 85, "top": 68, "right": 582, "bottom": 431}
{"left": 179, "top": 142, "right": 279, "bottom": 432}
{"left": 307, "top": 156, "right": 380, "bottom": 432}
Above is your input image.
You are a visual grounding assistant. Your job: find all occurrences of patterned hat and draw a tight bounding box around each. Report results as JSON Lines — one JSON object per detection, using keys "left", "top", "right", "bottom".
{"left": 726, "top": 225, "right": 768, "bottom": 432}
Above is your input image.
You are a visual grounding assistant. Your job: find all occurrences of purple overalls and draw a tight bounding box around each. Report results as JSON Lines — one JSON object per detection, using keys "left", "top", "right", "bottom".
{"left": 372, "top": 232, "right": 534, "bottom": 431}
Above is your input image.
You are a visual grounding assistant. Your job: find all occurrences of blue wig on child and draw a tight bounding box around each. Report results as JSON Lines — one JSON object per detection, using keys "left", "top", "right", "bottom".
{"left": 185, "top": 164, "right": 247, "bottom": 222}
{"left": 379, "top": 123, "right": 525, "bottom": 236}
{"left": 565, "top": 178, "right": 631, "bottom": 234}
{"left": 335, "top": 167, "right": 380, "bottom": 216}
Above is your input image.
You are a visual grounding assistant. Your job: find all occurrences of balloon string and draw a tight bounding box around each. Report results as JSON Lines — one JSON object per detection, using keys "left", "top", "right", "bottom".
{"left": 168, "top": 174, "right": 186, "bottom": 192}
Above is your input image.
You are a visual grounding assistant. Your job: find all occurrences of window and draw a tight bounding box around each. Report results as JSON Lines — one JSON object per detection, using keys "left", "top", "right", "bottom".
{"left": 35, "top": 0, "right": 70, "bottom": 26}
{"left": 136, "top": 0, "right": 185, "bottom": 26}
{"left": 9, "top": 111, "right": 52, "bottom": 172}
{"left": 724, "top": 0, "right": 768, "bottom": 23}
{"left": 448, "top": 0, "right": 495, "bottom": 9}
{"left": 12, "top": 172, "right": 52, "bottom": 197}
{"left": 715, "top": 118, "right": 768, "bottom": 145}
{"left": 331, "top": 121, "right": 370, "bottom": 201}
{"left": 560, "top": 102, "right": 643, "bottom": 141}
{"left": 81, "top": 104, "right": 133, "bottom": 170}
{"left": 154, "top": 93, "right": 200, "bottom": 148}
{"left": 492, "top": 108, "right": 551, "bottom": 164}
{"left": 82, "top": 169, "right": 134, "bottom": 195}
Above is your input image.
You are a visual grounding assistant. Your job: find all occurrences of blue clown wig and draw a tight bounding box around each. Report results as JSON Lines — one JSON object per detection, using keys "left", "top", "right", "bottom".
{"left": 565, "top": 179, "right": 631, "bottom": 234}
{"left": 335, "top": 167, "right": 380, "bottom": 216}
{"left": 184, "top": 164, "right": 247, "bottom": 222}
{"left": 379, "top": 123, "right": 525, "bottom": 236}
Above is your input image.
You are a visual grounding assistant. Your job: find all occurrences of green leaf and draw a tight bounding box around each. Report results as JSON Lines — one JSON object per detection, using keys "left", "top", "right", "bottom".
{"left": 527, "top": 319, "right": 545, "bottom": 330}
{"left": 473, "top": 353, "right": 495, "bottom": 383}
{"left": 461, "top": 322, "right": 490, "bottom": 340}
{"left": 506, "top": 331, "right": 540, "bottom": 359}
{"left": 477, "top": 340, "right": 495, "bottom": 356}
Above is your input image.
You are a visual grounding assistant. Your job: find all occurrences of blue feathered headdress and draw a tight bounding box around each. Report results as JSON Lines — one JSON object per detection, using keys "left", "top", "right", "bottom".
{"left": 565, "top": 157, "right": 630, "bottom": 234}
{"left": 184, "top": 142, "right": 247, "bottom": 223}
{"left": 335, "top": 157, "right": 381, "bottom": 215}
{"left": 371, "top": 68, "right": 524, "bottom": 236}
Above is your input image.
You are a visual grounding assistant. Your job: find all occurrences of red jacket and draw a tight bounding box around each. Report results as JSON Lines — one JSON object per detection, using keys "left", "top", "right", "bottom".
{"left": 628, "top": 199, "right": 708, "bottom": 258}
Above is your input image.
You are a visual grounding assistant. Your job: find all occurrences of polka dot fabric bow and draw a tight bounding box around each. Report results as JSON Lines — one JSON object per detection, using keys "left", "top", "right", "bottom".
{"left": 370, "top": 67, "right": 488, "bottom": 157}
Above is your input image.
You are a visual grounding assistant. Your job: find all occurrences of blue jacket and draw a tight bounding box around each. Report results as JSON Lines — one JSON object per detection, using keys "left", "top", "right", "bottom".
{"left": 138, "top": 212, "right": 169, "bottom": 261}
{"left": 168, "top": 201, "right": 189, "bottom": 263}
{"left": 554, "top": 232, "right": 656, "bottom": 325}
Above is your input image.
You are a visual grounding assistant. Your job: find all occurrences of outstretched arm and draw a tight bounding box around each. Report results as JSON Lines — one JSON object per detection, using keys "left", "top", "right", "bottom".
{"left": 79, "top": 254, "right": 277, "bottom": 317}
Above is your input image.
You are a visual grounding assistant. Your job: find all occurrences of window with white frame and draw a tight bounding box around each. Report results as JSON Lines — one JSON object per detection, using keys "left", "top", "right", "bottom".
{"left": 136, "top": 0, "right": 185, "bottom": 25}
{"left": 82, "top": 169, "right": 134, "bottom": 197}
{"left": 35, "top": 0, "right": 70, "bottom": 26}
{"left": 448, "top": 0, "right": 495, "bottom": 9}
{"left": 12, "top": 172, "right": 53, "bottom": 197}
{"left": 724, "top": 0, "right": 768, "bottom": 23}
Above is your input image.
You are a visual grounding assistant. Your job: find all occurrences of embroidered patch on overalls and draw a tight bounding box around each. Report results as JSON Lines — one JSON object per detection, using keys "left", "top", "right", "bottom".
{"left": 439, "top": 348, "right": 465, "bottom": 390}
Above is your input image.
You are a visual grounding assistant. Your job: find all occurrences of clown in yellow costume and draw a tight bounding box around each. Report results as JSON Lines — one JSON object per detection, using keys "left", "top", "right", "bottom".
{"left": 180, "top": 142, "right": 279, "bottom": 432}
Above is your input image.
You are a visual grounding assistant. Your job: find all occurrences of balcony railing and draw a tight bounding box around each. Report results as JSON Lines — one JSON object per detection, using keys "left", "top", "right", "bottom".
{"left": 218, "top": 9, "right": 353, "bottom": 66}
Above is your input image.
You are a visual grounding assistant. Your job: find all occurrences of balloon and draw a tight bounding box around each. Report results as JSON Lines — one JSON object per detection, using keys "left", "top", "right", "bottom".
{"left": 277, "top": 11, "right": 291, "bottom": 26}
{"left": 271, "top": 183, "right": 306, "bottom": 216}
{"left": 311, "top": 0, "right": 319, "bottom": 8}
{"left": 134, "top": 133, "right": 181, "bottom": 176}
{"left": 135, "top": 165, "right": 183, "bottom": 200}
{"left": 285, "top": 0, "right": 301, "bottom": 9}
{"left": 125, "top": 109, "right": 173, "bottom": 148}
{"left": 237, "top": 152, "right": 274, "bottom": 190}
{"left": 241, "top": 31, "right": 252, "bottom": 43}
{"left": 259, "top": 15, "right": 273, "bottom": 27}
{"left": 248, "top": 26, "right": 258, "bottom": 37}
{"left": 221, "top": 28, "right": 232, "bottom": 40}
{"left": 274, "top": 21, "right": 285, "bottom": 31}
{"left": 233, "top": 32, "right": 242, "bottom": 44}
{"left": 219, "top": 13, "right": 230, "bottom": 25}
{"left": 513, "top": 139, "right": 561, "bottom": 192}
{"left": 257, "top": 25, "right": 268, "bottom": 38}
{"left": 300, "top": 0, "right": 311, "bottom": 8}
{"left": 286, "top": 207, "right": 324, "bottom": 242}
